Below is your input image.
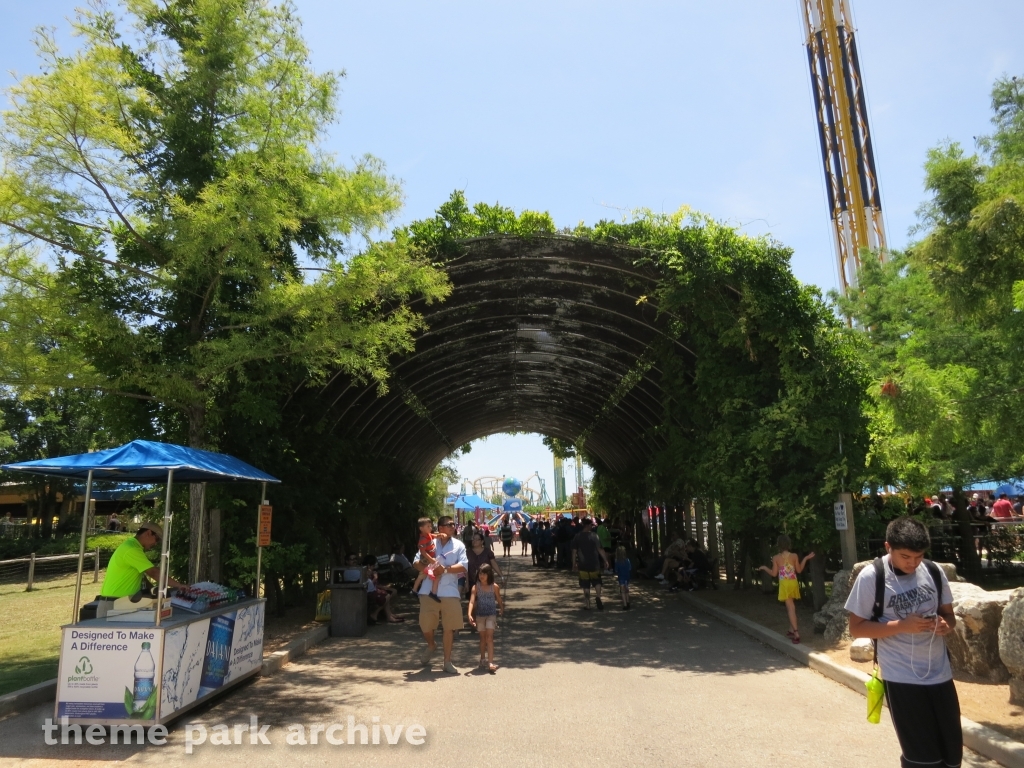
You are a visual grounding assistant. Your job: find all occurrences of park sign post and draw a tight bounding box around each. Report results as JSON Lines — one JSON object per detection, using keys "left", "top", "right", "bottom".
{"left": 258, "top": 505, "right": 273, "bottom": 547}
{"left": 835, "top": 493, "right": 857, "bottom": 570}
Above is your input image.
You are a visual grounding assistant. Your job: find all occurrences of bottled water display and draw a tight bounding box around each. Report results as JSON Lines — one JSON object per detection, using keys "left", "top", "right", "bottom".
{"left": 197, "top": 611, "right": 236, "bottom": 698}
{"left": 133, "top": 641, "right": 155, "bottom": 710}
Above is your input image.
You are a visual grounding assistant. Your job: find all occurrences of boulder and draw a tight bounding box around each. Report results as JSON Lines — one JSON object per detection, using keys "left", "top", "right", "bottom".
{"left": 999, "top": 588, "right": 1024, "bottom": 704}
{"left": 849, "top": 637, "right": 874, "bottom": 663}
{"left": 814, "top": 561, "right": 871, "bottom": 643}
{"left": 945, "top": 583, "right": 1013, "bottom": 682}
{"left": 935, "top": 562, "right": 966, "bottom": 583}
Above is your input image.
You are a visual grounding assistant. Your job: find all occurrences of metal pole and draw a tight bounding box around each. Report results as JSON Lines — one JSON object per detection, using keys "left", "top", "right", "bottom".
{"left": 194, "top": 482, "right": 207, "bottom": 584}
{"left": 71, "top": 470, "right": 94, "bottom": 622}
{"left": 93, "top": 546, "right": 100, "bottom": 583}
{"left": 255, "top": 482, "right": 266, "bottom": 598}
{"left": 155, "top": 469, "right": 174, "bottom": 627}
{"left": 27, "top": 552, "right": 36, "bottom": 592}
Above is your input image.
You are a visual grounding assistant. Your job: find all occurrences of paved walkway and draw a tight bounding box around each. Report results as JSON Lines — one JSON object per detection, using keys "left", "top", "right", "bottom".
{"left": 0, "top": 556, "right": 997, "bottom": 767}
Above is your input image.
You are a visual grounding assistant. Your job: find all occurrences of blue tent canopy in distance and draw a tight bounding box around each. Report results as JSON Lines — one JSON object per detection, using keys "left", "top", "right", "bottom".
{"left": 1, "top": 440, "right": 280, "bottom": 484}
{"left": 447, "top": 493, "right": 499, "bottom": 511}
{"left": 995, "top": 482, "right": 1024, "bottom": 498}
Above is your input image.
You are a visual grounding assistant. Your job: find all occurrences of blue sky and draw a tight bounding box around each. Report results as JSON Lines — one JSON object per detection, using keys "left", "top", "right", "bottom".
{"left": 3, "top": 1, "right": 1022, "bottom": 495}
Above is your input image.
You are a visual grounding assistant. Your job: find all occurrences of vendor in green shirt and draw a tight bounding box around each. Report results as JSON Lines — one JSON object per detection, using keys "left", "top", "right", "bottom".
{"left": 100, "top": 522, "right": 185, "bottom": 598}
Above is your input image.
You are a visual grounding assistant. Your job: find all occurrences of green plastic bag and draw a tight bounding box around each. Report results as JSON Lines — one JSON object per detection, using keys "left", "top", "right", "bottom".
{"left": 866, "top": 667, "right": 884, "bottom": 724}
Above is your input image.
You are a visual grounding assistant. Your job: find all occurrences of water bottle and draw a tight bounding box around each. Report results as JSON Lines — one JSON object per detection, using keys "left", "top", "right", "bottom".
{"left": 132, "top": 641, "right": 156, "bottom": 710}
{"left": 197, "top": 612, "right": 236, "bottom": 698}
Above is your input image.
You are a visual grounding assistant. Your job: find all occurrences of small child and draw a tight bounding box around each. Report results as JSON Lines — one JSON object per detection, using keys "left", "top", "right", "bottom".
{"left": 757, "top": 534, "right": 814, "bottom": 644}
{"left": 412, "top": 517, "right": 442, "bottom": 602}
{"left": 467, "top": 564, "right": 504, "bottom": 672}
{"left": 614, "top": 546, "right": 632, "bottom": 610}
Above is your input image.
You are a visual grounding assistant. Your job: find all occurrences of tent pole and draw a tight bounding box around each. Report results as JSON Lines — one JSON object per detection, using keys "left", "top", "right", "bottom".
{"left": 255, "top": 482, "right": 266, "bottom": 598}
{"left": 194, "top": 482, "right": 207, "bottom": 584}
{"left": 155, "top": 468, "right": 174, "bottom": 627}
{"left": 71, "top": 470, "right": 94, "bottom": 624}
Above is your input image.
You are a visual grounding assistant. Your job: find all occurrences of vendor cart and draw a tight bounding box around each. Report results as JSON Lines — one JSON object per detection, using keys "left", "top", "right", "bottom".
{"left": 3, "top": 440, "right": 279, "bottom": 727}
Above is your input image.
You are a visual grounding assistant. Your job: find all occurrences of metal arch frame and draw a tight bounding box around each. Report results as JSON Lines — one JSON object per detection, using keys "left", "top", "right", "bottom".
{"left": 357, "top": 358, "right": 663, "bottom": 460}
{"left": 322, "top": 312, "right": 675, "bottom": 434}
{"left": 369, "top": 371, "right": 663, "bottom": 469}
{"left": 311, "top": 234, "right": 688, "bottom": 479}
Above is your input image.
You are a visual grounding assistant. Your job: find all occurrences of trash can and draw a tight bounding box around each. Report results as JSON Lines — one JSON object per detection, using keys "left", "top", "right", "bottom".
{"left": 330, "top": 567, "right": 368, "bottom": 637}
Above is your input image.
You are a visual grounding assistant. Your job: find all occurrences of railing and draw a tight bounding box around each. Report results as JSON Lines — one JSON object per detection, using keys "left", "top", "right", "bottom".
{"left": 0, "top": 549, "right": 110, "bottom": 590}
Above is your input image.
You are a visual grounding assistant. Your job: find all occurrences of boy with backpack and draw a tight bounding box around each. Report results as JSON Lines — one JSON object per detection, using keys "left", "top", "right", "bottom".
{"left": 844, "top": 516, "right": 960, "bottom": 768}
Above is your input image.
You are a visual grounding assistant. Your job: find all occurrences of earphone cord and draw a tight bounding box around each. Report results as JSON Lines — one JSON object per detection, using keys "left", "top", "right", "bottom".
{"left": 884, "top": 558, "right": 938, "bottom": 680}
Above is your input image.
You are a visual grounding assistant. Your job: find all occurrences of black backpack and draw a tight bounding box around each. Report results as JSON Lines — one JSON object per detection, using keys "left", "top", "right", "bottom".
{"left": 868, "top": 556, "right": 944, "bottom": 663}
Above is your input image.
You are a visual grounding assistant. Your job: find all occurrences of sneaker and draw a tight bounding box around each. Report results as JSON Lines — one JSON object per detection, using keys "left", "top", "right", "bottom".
{"left": 669, "top": 585, "right": 680, "bottom": 592}
{"left": 479, "top": 658, "right": 488, "bottom": 669}
{"left": 428, "top": 593, "right": 442, "bottom": 603}
{"left": 654, "top": 573, "right": 665, "bottom": 580}
{"left": 443, "top": 661, "right": 459, "bottom": 674}
{"left": 595, "top": 596, "right": 604, "bottom": 610}
{"left": 419, "top": 646, "right": 435, "bottom": 666}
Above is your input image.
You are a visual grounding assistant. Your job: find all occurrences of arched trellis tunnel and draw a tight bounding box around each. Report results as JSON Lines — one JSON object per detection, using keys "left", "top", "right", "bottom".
{"left": 314, "top": 234, "right": 686, "bottom": 480}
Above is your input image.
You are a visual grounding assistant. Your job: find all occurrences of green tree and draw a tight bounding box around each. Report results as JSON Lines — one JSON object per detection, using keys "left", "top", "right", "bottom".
{"left": 834, "top": 74, "right": 1024, "bottom": 575}
{"left": 0, "top": 0, "right": 449, "bottom": 579}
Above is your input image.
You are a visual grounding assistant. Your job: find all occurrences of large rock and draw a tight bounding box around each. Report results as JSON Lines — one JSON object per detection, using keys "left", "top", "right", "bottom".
{"left": 945, "top": 582, "right": 1013, "bottom": 682}
{"left": 813, "top": 561, "right": 872, "bottom": 643}
{"left": 849, "top": 637, "right": 874, "bottom": 663}
{"left": 999, "top": 588, "right": 1024, "bottom": 704}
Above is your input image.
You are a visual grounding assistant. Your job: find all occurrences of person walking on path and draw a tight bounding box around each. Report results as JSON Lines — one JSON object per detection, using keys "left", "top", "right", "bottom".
{"left": 572, "top": 518, "right": 610, "bottom": 610}
{"left": 519, "top": 520, "right": 531, "bottom": 557}
{"left": 499, "top": 518, "right": 514, "bottom": 557}
{"left": 613, "top": 545, "right": 632, "bottom": 610}
{"left": 845, "top": 516, "right": 960, "bottom": 768}
{"left": 467, "top": 532, "right": 503, "bottom": 597}
{"left": 467, "top": 563, "right": 504, "bottom": 672}
{"left": 757, "top": 535, "right": 814, "bottom": 644}
{"left": 414, "top": 515, "right": 469, "bottom": 674}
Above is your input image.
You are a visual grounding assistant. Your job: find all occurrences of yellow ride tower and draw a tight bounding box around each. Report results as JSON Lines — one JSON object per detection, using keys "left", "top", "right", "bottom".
{"left": 800, "top": 0, "right": 887, "bottom": 292}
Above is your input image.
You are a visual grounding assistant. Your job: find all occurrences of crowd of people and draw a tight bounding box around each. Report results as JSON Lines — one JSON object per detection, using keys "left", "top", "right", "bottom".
{"left": 375, "top": 509, "right": 964, "bottom": 767}
{"left": 375, "top": 511, "right": 725, "bottom": 674}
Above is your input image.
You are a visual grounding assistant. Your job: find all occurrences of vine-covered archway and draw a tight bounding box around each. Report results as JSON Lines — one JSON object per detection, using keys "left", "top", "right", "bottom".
{"left": 299, "top": 193, "right": 869, "bottom": 555}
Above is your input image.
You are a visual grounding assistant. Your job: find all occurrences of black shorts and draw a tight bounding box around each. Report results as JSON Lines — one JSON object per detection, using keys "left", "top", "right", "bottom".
{"left": 885, "top": 679, "right": 962, "bottom": 768}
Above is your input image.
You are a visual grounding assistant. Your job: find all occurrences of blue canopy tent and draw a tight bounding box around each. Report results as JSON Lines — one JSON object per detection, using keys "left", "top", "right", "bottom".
{"left": 2, "top": 440, "right": 280, "bottom": 626}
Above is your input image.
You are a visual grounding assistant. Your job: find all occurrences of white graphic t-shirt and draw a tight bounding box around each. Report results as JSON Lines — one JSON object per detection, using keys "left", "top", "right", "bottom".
{"left": 844, "top": 555, "right": 953, "bottom": 685}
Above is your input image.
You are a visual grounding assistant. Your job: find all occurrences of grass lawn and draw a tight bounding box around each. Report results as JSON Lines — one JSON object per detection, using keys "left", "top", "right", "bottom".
{"left": 0, "top": 570, "right": 105, "bottom": 697}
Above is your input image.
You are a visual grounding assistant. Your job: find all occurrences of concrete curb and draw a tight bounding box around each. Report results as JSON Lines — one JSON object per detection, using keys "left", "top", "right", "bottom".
{"left": 0, "top": 623, "right": 332, "bottom": 719}
{"left": 679, "top": 592, "right": 1024, "bottom": 768}
{"left": 261, "top": 623, "right": 330, "bottom": 675}
{"left": 0, "top": 679, "right": 58, "bottom": 720}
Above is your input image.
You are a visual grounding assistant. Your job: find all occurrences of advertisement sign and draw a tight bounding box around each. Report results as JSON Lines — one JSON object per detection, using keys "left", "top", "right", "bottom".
{"left": 57, "top": 628, "right": 163, "bottom": 720}
{"left": 159, "top": 616, "right": 210, "bottom": 717}
{"left": 257, "top": 505, "right": 273, "bottom": 547}
{"left": 224, "top": 601, "right": 265, "bottom": 684}
{"left": 502, "top": 498, "right": 522, "bottom": 513}
{"left": 159, "top": 601, "right": 265, "bottom": 719}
